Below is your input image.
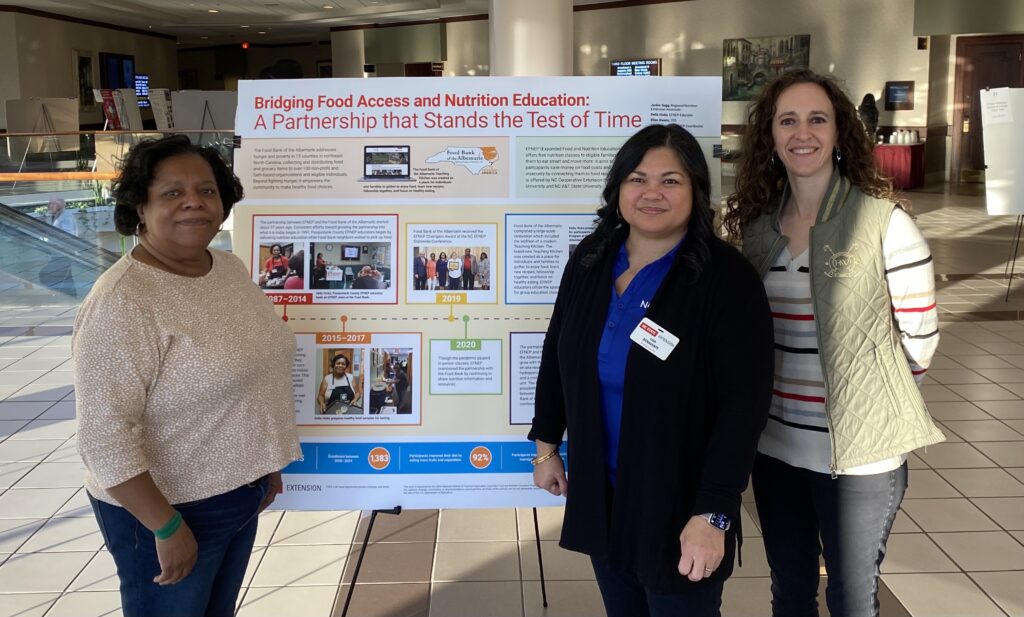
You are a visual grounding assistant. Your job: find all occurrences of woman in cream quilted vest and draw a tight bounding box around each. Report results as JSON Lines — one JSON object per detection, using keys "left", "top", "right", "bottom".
{"left": 724, "top": 69, "right": 945, "bottom": 617}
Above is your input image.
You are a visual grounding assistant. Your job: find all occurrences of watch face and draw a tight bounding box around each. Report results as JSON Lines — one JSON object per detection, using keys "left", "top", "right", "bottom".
{"left": 708, "top": 513, "right": 731, "bottom": 530}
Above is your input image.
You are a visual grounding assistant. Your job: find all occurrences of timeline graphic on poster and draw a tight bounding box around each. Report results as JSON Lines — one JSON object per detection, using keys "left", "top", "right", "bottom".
{"left": 232, "top": 76, "right": 722, "bottom": 510}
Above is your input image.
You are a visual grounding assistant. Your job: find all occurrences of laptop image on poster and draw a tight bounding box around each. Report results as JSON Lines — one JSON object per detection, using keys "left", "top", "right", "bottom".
{"left": 361, "top": 145, "right": 413, "bottom": 181}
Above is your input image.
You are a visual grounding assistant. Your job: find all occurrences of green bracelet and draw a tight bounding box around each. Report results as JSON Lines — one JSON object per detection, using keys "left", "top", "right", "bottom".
{"left": 153, "top": 511, "right": 183, "bottom": 541}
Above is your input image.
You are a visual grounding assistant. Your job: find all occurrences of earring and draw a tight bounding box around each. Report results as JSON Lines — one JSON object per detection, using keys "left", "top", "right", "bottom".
{"left": 834, "top": 147, "right": 842, "bottom": 162}
{"left": 771, "top": 151, "right": 777, "bottom": 166}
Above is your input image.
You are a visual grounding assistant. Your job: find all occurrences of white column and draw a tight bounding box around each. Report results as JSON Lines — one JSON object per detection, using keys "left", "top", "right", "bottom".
{"left": 331, "top": 28, "right": 366, "bottom": 78}
{"left": 489, "top": 0, "right": 573, "bottom": 76}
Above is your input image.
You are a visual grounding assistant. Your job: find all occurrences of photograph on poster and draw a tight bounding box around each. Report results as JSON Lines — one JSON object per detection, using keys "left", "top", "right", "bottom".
{"left": 505, "top": 213, "right": 594, "bottom": 304}
{"left": 311, "top": 241, "right": 391, "bottom": 290}
{"left": 257, "top": 242, "right": 302, "bottom": 289}
{"left": 722, "top": 34, "right": 810, "bottom": 101}
{"left": 316, "top": 348, "right": 365, "bottom": 415}
{"left": 412, "top": 245, "right": 491, "bottom": 291}
{"left": 407, "top": 223, "right": 497, "bottom": 303}
{"left": 362, "top": 145, "right": 412, "bottom": 180}
{"left": 368, "top": 347, "right": 414, "bottom": 414}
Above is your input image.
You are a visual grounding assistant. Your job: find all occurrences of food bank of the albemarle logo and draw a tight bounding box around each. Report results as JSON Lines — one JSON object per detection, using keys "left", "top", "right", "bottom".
{"left": 822, "top": 244, "right": 862, "bottom": 278}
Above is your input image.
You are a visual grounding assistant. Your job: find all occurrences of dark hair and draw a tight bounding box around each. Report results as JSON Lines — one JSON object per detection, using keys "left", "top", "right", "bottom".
{"left": 331, "top": 353, "right": 349, "bottom": 369}
{"left": 112, "top": 135, "right": 244, "bottom": 236}
{"left": 585, "top": 124, "right": 714, "bottom": 272}
{"left": 724, "top": 69, "right": 902, "bottom": 238}
{"left": 480, "top": 252, "right": 488, "bottom": 259}
{"left": 288, "top": 250, "right": 304, "bottom": 275}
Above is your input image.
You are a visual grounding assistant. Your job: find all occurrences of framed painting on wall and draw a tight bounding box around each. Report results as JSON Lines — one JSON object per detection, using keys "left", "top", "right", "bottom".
{"left": 73, "top": 50, "right": 97, "bottom": 111}
{"left": 722, "top": 34, "right": 811, "bottom": 101}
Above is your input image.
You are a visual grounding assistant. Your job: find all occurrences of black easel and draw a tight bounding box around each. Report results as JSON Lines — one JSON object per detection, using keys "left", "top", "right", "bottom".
{"left": 197, "top": 100, "right": 218, "bottom": 148}
{"left": 1004, "top": 214, "right": 1023, "bottom": 301}
{"left": 532, "top": 507, "right": 549, "bottom": 607}
{"left": 339, "top": 506, "right": 402, "bottom": 617}
{"left": 338, "top": 505, "right": 551, "bottom": 616}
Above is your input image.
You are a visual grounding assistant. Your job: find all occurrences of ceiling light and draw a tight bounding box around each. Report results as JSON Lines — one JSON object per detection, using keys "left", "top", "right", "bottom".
{"left": 323, "top": 4, "right": 334, "bottom": 8}
{"left": 201, "top": 36, "right": 209, "bottom": 39}
{"left": 207, "top": 9, "right": 219, "bottom": 13}
{"left": 241, "top": 25, "right": 249, "bottom": 28}
{"left": 257, "top": 31, "right": 267, "bottom": 34}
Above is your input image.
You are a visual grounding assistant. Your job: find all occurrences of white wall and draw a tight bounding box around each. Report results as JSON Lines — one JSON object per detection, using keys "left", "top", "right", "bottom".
{"left": 573, "top": 0, "right": 928, "bottom": 126}
{"left": 11, "top": 12, "right": 177, "bottom": 127}
{"left": 445, "top": 19, "right": 489, "bottom": 76}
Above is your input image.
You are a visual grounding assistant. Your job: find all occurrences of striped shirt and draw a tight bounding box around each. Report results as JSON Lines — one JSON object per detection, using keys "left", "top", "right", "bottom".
{"left": 758, "top": 208, "right": 938, "bottom": 475}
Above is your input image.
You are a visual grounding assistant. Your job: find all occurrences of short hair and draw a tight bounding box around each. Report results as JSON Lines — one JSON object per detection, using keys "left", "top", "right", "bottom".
{"left": 586, "top": 124, "right": 714, "bottom": 270}
{"left": 724, "top": 69, "right": 901, "bottom": 237}
{"left": 112, "top": 135, "right": 244, "bottom": 236}
{"left": 331, "top": 353, "right": 349, "bottom": 369}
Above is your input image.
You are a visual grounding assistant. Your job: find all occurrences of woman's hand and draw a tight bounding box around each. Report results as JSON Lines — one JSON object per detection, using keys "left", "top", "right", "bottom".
{"left": 258, "top": 471, "right": 283, "bottom": 512}
{"left": 153, "top": 521, "right": 198, "bottom": 585}
{"left": 677, "top": 515, "right": 725, "bottom": 582}
{"left": 533, "top": 453, "right": 568, "bottom": 497}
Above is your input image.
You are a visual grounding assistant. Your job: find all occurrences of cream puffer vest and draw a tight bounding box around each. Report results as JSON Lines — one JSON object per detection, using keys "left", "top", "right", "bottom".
{"left": 741, "top": 173, "right": 945, "bottom": 472}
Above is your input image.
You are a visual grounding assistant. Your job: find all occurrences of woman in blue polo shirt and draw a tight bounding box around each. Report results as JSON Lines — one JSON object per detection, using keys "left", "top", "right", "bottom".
{"left": 529, "top": 124, "right": 774, "bottom": 617}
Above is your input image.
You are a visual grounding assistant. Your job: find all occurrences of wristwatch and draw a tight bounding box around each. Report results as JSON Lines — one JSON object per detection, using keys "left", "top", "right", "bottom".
{"left": 700, "top": 512, "right": 731, "bottom": 531}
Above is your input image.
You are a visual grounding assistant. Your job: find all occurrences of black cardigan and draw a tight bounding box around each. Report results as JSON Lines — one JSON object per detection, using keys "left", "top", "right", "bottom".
{"left": 528, "top": 229, "right": 774, "bottom": 593}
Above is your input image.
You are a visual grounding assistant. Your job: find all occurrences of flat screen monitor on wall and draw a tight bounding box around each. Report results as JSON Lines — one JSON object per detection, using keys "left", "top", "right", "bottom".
{"left": 343, "top": 246, "right": 361, "bottom": 260}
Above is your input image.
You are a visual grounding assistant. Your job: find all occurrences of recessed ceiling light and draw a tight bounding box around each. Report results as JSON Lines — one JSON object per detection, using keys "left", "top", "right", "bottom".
{"left": 241, "top": 25, "right": 249, "bottom": 28}
{"left": 201, "top": 36, "right": 209, "bottom": 39}
{"left": 257, "top": 31, "right": 267, "bottom": 34}
{"left": 323, "top": 5, "right": 334, "bottom": 8}
{"left": 207, "top": 9, "right": 219, "bottom": 13}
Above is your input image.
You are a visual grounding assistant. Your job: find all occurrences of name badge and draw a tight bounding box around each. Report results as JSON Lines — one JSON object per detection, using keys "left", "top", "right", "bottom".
{"left": 629, "top": 317, "right": 679, "bottom": 361}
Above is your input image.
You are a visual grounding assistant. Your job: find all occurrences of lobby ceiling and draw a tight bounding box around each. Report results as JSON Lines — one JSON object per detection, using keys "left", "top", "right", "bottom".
{"left": 7, "top": 0, "right": 612, "bottom": 46}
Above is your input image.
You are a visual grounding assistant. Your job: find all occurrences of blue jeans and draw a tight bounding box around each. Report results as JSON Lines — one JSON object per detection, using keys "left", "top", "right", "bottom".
{"left": 89, "top": 477, "right": 268, "bottom": 617}
{"left": 590, "top": 555, "right": 723, "bottom": 617}
{"left": 752, "top": 453, "right": 908, "bottom": 617}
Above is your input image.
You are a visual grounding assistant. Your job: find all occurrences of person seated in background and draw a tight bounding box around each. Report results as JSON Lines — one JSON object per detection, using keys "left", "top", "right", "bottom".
{"left": 352, "top": 266, "right": 383, "bottom": 289}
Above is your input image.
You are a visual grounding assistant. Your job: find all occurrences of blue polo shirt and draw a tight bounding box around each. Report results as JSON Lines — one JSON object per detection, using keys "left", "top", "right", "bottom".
{"left": 598, "top": 239, "right": 682, "bottom": 484}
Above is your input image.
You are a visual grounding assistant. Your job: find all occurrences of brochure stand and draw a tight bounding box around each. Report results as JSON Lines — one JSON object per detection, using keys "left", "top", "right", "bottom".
{"left": 338, "top": 506, "right": 551, "bottom": 616}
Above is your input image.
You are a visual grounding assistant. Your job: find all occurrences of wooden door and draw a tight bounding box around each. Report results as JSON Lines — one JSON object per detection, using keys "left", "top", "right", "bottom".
{"left": 953, "top": 35, "right": 1024, "bottom": 183}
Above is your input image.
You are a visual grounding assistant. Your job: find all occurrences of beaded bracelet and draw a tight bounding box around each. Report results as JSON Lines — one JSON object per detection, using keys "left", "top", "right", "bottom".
{"left": 153, "top": 511, "right": 183, "bottom": 541}
{"left": 530, "top": 450, "right": 560, "bottom": 466}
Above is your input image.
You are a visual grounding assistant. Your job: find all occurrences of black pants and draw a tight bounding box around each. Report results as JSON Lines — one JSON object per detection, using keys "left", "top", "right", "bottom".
{"left": 590, "top": 555, "right": 723, "bottom": 617}
{"left": 752, "top": 453, "right": 908, "bottom": 617}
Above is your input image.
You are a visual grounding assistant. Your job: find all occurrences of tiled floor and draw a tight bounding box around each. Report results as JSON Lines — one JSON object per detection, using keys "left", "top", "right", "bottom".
{"left": 2, "top": 185, "right": 1024, "bottom": 616}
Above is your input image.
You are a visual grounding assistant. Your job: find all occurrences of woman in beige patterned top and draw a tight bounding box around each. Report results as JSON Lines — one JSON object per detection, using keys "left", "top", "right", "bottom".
{"left": 74, "top": 135, "right": 300, "bottom": 617}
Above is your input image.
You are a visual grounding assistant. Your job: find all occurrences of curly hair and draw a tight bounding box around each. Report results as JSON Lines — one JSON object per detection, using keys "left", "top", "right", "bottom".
{"left": 112, "top": 135, "right": 244, "bottom": 236}
{"left": 723, "top": 69, "right": 902, "bottom": 238}
{"left": 583, "top": 124, "right": 715, "bottom": 272}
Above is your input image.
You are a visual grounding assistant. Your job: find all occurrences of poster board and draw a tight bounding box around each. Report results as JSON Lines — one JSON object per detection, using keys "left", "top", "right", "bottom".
{"left": 980, "top": 87, "right": 1024, "bottom": 215}
{"left": 233, "top": 76, "right": 722, "bottom": 510}
{"left": 149, "top": 88, "right": 174, "bottom": 130}
{"left": 113, "top": 88, "right": 143, "bottom": 132}
{"left": 172, "top": 90, "right": 237, "bottom": 145}
{"left": 4, "top": 97, "right": 79, "bottom": 154}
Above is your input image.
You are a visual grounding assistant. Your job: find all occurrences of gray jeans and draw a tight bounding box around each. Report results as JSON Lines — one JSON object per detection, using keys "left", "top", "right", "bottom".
{"left": 752, "top": 453, "right": 908, "bottom": 617}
